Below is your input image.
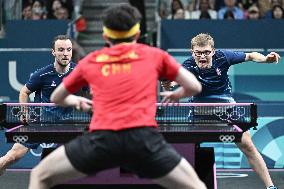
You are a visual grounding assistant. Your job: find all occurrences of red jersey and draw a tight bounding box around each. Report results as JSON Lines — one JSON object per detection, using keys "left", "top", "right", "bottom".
{"left": 63, "top": 43, "right": 180, "bottom": 131}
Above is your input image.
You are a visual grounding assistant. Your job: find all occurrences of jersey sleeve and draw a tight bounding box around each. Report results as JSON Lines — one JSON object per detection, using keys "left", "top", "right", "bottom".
{"left": 63, "top": 63, "right": 88, "bottom": 94}
{"left": 25, "top": 71, "right": 41, "bottom": 92}
{"left": 223, "top": 50, "right": 246, "bottom": 66}
{"left": 159, "top": 51, "right": 181, "bottom": 81}
{"left": 182, "top": 58, "right": 195, "bottom": 72}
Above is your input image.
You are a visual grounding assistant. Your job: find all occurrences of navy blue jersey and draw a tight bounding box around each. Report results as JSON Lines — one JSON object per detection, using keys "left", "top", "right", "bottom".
{"left": 182, "top": 50, "right": 246, "bottom": 102}
{"left": 25, "top": 62, "right": 77, "bottom": 120}
{"left": 26, "top": 62, "right": 76, "bottom": 102}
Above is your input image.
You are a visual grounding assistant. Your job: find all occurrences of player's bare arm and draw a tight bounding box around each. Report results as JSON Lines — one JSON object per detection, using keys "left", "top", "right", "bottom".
{"left": 245, "top": 52, "right": 281, "bottom": 63}
{"left": 51, "top": 83, "right": 92, "bottom": 112}
{"left": 18, "top": 85, "right": 33, "bottom": 122}
{"left": 161, "top": 67, "right": 201, "bottom": 103}
{"left": 19, "top": 85, "right": 32, "bottom": 103}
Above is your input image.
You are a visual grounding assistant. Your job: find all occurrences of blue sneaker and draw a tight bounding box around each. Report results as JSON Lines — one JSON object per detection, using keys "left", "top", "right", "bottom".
{"left": 267, "top": 186, "right": 278, "bottom": 189}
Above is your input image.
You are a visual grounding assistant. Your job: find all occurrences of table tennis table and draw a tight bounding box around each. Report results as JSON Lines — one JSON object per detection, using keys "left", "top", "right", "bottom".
{"left": 0, "top": 102, "right": 258, "bottom": 189}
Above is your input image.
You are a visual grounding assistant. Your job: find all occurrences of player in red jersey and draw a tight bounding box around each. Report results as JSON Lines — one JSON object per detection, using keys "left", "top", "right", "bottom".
{"left": 28, "top": 3, "right": 206, "bottom": 189}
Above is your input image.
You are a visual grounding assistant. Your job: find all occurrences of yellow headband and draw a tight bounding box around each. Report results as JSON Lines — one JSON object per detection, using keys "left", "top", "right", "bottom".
{"left": 103, "top": 23, "right": 140, "bottom": 39}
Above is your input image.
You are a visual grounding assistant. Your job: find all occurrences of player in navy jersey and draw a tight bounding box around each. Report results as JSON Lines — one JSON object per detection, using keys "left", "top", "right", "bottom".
{"left": 162, "top": 33, "right": 280, "bottom": 189}
{"left": 0, "top": 35, "right": 77, "bottom": 175}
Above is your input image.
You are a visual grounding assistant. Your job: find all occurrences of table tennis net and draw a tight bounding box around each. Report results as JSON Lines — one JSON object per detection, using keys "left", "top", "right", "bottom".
{"left": 1, "top": 103, "right": 257, "bottom": 127}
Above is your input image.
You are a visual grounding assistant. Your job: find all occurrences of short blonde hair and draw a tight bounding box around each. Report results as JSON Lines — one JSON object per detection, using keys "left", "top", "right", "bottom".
{"left": 191, "top": 33, "right": 214, "bottom": 49}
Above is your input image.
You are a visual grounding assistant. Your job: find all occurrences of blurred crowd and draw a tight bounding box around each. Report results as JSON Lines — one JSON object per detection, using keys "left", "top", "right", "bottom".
{"left": 2, "top": 0, "right": 87, "bottom": 35}
{"left": 2, "top": 0, "right": 84, "bottom": 21}
{"left": 156, "top": 0, "right": 284, "bottom": 20}
{"left": 1, "top": 0, "right": 86, "bottom": 62}
{"left": 21, "top": 0, "right": 75, "bottom": 20}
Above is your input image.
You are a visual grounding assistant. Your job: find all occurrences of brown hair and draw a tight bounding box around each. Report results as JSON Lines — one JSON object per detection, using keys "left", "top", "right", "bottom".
{"left": 52, "top": 35, "right": 71, "bottom": 49}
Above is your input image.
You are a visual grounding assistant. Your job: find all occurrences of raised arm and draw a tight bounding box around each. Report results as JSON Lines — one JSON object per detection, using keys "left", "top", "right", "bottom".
{"left": 160, "top": 67, "right": 201, "bottom": 103}
{"left": 245, "top": 52, "right": 281, "bottom": 64}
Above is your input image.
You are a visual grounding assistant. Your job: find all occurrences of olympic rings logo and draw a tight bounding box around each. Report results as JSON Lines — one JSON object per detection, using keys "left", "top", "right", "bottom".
{"left": 30, "top": 143, "right": 56, "bottom": 157}
{"left": 219, "top": 135, "right": 235, "bottom": 143}
{"left": 10, "top": 106, "right": 42, "bottom": 122}
{"left": 13, "top": 135, "right": 29, "bottom": 143}
{"left": 214, "top": 107, "right": 246, "bottom": 121}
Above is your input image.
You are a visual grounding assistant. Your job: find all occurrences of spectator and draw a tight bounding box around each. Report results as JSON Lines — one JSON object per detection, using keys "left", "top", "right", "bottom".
{"left": 156, "top": 0, "right": 193, "bottom": 20}
{"left": 190, "top": 0, "right": 217, "bottom": 19}
{"left": 171, "top": 0, "right": 184, "bottom": 14}
{"left": 192, "top": 0, "right": 216, "bottom": 11}
{"left": 214, "top": 0, "right": 252, "bottom": 11}
{"left": 218, "top": 0, "right": 244, "bottom": 19}
{"left": 247, "top": 4, "right": 261, "bottom": 19}
{"left": 258, "top": 0, "right": 274, "bottom": 17}
{"left": 264, "top": 0, "right": 283, "bottom": 18}
{"left": 54, "top": 6, "right": 69, "bottom": 20}
{"left": 272, "top": 4, "right": 284, "bottom": 18}
{"left": 223, "top": 9, "right": 235, "bottom": 19}
{"left": 173, "top": 8, "right": 187, "bottom": 19}
{"left": 31, "top": 7, "right": 44, "bottom": 20}
{"left": 199, "top": 11, "right": 212, "bottom": 18}
{"left": 22, "top": 4, "right": 32, "bottom": 20}
{"left": 31, "top": 0, "right": 47, "bottom": 20}
{"left": 169, "top": 0, "right": 190, "bottom": 19}
{"left": 60, "top": 0, "right": 74, "bottom": 19}
{"left": 47, "top": 0, "right": 63, "bottom": 19}
{"left": 52, "top": 0, "right": 63, "bottom": 10}
{"left": 47, "top": 0, "right": 73, "bottom": 19}
{"left": 237, "top": 0, "right": 257, "bottom": 11}
{"left": 214, "top": 0, "right": 225, "bottom": 10}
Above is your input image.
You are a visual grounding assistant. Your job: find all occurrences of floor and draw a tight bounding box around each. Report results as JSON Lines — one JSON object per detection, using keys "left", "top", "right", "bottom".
{"left": 0, "top": 169, "right": 283, "bottom": 189}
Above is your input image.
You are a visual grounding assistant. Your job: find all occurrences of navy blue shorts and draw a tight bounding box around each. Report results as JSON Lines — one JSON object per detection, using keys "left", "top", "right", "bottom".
{"left": 65, "top": 126, "right": 181, "bottom": 178}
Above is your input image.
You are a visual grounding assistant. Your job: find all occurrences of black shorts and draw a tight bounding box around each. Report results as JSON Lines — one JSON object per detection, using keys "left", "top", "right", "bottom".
{"left": 65, "top": 126, "right": 181, "bottom": 178}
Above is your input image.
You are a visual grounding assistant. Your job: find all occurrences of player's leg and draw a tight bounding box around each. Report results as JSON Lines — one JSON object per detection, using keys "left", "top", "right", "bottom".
{"left": 236, "top": 131, "right": 275, "bottom": 188}
{"left": 29, "top": 145, "right": 86, "bottom": 189}
{"left": 127, "top": 127, "right": 206, "bottom": 189}
{"left": 153, "top": 158, "right": 207, "bottom": 189}
{"left": 0, "top": 143, "right": 29, "bottom": 175}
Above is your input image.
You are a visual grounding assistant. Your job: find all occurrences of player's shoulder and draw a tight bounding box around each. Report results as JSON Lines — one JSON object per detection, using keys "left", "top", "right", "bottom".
{"left": 69, "top": 62, "right": 77, "bottom": 70}
{"left": 213, "top": 49, "right": 233, "bottom": 62}
{"left": 32, "top": 64, "right": 54, "bottom": 76}
{"left": 214, "top": 49, "right": 245, "bottom": 60}
{"left": 182, "top": 57, "right": 196, "bottom": 71}
{"left": 183, "top": 56, "right": 195, "bottom": 66}
{"left": 214, "top": 49, "right": 241, "bottom": 57}
{"left": 214, "top": 49, "right": 227, "bottom": 57}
